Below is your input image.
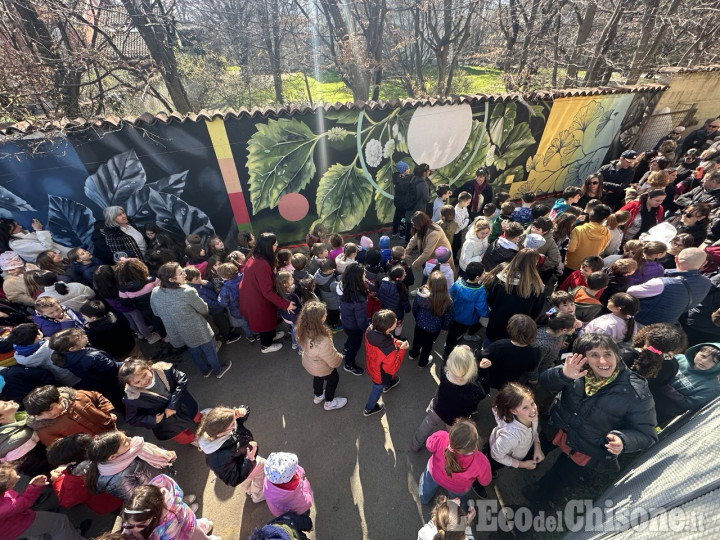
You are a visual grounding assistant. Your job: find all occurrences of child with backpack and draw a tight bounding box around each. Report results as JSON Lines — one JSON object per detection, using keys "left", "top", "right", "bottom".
{"left": 378, "top": 265, "right": 411, "bottom": 336}
{"left": 385, "top": 245, "right": 414, "bottom": 288}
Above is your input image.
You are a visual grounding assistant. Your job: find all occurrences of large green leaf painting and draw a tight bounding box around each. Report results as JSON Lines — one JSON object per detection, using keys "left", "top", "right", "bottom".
{"left": 373, "top": 161, "right": 395, "bottom": 223}
{"left": 84, "top": 149, "right": 147, "bottom": 208}
{"left": 247, "top": 118, "right": 319, "bottom": 214}
{"left": 314, "top": 163, "right": 372, "bottom": 233}
{"left": 488, "top": 103, "right": 517, "bottom": 148}
{"left": 434, "top": 120, "right": 491, "bottom": 186}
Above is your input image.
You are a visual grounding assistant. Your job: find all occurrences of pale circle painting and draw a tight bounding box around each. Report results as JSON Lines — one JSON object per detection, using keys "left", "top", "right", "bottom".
{"left": 407, "top": 103, "right": 473, "bottom": 169}
{"left": 278, "top": 192, "right": 309, "bottom": 221}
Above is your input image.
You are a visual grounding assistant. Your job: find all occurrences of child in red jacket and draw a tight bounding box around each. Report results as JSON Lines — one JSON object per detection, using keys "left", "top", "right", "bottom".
{"left": 363, "top": 309, "right": 408, "bottom": 416}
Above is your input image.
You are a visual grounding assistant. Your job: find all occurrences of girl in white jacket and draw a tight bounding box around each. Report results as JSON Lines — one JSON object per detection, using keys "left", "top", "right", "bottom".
{"left": 488, "top": 383, "right": 544, "bottom": 475}
{"left": 459, "top": 219, "right": 491, "bottom": 272}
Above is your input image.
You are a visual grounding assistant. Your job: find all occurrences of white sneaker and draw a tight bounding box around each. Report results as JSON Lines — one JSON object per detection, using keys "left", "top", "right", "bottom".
{"left": 215, "top": 361, "right": 232, "bottom": 379}
{"left": 463, "top": 333, "right": 482, "bottom": 342}
{"left": 292, "top": 342, "right": 298, "bottom": 349}
{"left": 324, "top": 397, "right": 347, "bottom": 411}
{"left": 313, "top": 393, "right": 325, "bottom": 404}
{"left": 146, "top": 332, "right": 162, "bottom": 344}
{"left": 261, "top": 342, "right": 282, "bottom": 353}
{"left": 273, "top": 331, "right": 285, "bottom": 341}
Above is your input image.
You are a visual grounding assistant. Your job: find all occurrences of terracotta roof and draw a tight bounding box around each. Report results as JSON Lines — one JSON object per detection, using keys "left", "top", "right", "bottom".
{"left": 0, "top": 84, "right": 666, "bottom": 139}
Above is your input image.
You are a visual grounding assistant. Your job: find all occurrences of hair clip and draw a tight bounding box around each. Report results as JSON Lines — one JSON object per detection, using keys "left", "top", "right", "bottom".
{"left": 546, "top": 307, "right": 557, "bottom": 317}
{"left": 646, "top": 345, "right": 663, "bottom": 355}
{"left": 124, "top": 508, "right": 151, "bottom": 515}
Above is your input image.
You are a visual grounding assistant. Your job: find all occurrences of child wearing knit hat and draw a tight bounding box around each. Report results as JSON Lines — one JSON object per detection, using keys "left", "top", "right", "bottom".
{"left": 423, "top": 247, "right": 454, "bottom": 289}
{"left": 263, "top": 452, "right": 314, "bottom": 517}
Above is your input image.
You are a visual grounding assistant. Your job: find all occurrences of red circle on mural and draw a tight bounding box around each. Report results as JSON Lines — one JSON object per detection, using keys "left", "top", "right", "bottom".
{"left": 278, "top": 192, "right": 309, "bottom": 222}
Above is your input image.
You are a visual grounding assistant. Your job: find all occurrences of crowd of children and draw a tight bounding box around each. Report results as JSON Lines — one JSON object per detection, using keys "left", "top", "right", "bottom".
{"left": 0, "top": 148, "right": 719, "bottom": 539}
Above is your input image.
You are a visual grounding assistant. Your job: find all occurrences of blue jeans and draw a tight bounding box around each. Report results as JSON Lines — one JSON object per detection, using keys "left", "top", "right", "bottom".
{"left": 418, "top": 462, "right": 470, "bottom": 510}
{"left": 188, "top": 339, "right": 222, "bottom": 374}
{"left": 364, "top": 382, "right": 384, "bottom": 411}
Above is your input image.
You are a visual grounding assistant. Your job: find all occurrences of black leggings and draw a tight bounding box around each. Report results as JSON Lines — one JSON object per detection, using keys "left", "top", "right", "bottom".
{"left": 259, "top": 329, "right": 277, "bottom": 347}
{"left": 313, "top": 369, "right": 339, "bottom": 401}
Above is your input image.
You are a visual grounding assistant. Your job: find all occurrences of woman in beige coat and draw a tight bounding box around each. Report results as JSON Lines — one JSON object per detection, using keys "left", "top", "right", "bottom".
{"left": 406, "top": 211, "right": 456, "bottom": 278}
{"left": 295, "top": 301, "right": 347, "bottom": 411}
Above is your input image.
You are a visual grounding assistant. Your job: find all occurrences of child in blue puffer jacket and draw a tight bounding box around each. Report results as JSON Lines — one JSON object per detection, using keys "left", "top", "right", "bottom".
{"left": 217, "top": 263, "right": 255, "bottom": 342}
{"left": 443, "top": 262, "right": 489, "bottom": 357}
{"left": 185, "top": 266, "right": 241, "bottom": 344}
{"left": 379, "top": 235, "right": 392, "bottom": 268}
{"left": 378, "top": 265, "right": 411, "bottom": 336}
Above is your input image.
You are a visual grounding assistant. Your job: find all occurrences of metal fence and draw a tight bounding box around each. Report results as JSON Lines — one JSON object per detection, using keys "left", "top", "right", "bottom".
{"left": 631, "top": 105, "right": 698, "bottom": 154}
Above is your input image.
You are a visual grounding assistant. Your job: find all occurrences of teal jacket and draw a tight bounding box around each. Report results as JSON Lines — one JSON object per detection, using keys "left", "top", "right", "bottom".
{"left": 671, "top": 343, "right": 720, "bottom": 410}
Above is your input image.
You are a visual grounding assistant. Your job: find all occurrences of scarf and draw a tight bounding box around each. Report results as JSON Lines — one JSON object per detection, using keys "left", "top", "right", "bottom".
{"left": 98, "top": 436, "right": 173, "bottom": 475}
{"left": 13, "top": 341, "right": 44, "bottom": 357}
{"left": 472, "top": 180, "right": 486, "bottom": 213}
{"left": 584, "top": 365, "right": 620, "bottom": 396}
{"left": 197, "top": 430, "right": 234, "bottom": 455}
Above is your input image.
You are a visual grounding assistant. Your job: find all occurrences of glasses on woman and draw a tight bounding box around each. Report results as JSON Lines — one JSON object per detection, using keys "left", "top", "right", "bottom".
{"left": 681, "top": 211, "right": 695, "bottom": 217}
{"left": 589, "top": 181, "right": 600, "bottom": 185}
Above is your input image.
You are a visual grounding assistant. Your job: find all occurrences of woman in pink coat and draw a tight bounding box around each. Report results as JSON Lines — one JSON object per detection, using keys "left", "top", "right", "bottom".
{"left": 238, "top": 233, "right": 295, "bottom": 353}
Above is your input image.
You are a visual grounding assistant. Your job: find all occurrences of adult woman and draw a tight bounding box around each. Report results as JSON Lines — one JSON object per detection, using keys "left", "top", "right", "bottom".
{"left": 121, "top": 475, "right": 218, "bottom": 540}
{"left": 620, "top": 189, "right": 666, "bottom": 241}
{"left": 522, "top": 334, "right": 657, "bottom": 504}
{"left": 0, "top": 251, "right": 38, "bottom": 306}
{"left": 102, "top": 206, "right": 146, "bottom": 261}
{"left": 0, "top": 218, "right": 70, "bottom": 263}
{"left": 577, "top": 174, "right": 623, "bottom": 209}
{"left": 484, "top": 249, "right": 546, "bottom": 343}
{"left": 406, "top": 211, "right": 456, "bottom": 277}
{"left": 238, "top": 232, "right": 293, "bottom": 353}
{"left": 150, "top": 262, "right": 231, "bottom": 378}
{"left": 455, "top": 166, "right": 494, "bottom": 219}
{"left": 675, "top": 203, "right": 711, "bottom": 246}
{"left": 36, "top": 249, "right": 78, "bottom": 283}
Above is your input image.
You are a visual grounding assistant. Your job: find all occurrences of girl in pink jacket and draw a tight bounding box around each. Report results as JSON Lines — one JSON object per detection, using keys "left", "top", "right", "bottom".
{"left": 263, "top": 452, "right": 314, "bottom": 517}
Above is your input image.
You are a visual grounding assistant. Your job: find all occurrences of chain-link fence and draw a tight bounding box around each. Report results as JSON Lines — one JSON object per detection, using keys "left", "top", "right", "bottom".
{"left": 632, "top": 106, "right": 698, "bottom": 153}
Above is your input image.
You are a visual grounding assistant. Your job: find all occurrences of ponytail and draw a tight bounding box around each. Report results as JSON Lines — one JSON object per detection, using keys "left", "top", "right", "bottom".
{"left": 608, "top": 293, "right": 639, "bottom": 342}
{"left": 443, "top": 419, "right": 478, "bottom": 477}
{"left": 389, "top": 265, "right": 409, "bottom": 302}
{"left": 54, "top": 281, "right": 70, "bottom": 296}
{"left": 444, "top": 447, "right": 464, "bottom": 476}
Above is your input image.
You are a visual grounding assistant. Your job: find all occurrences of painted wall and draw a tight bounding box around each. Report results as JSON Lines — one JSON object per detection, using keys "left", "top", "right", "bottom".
{"left": 0, "top": 88, "right": 661, "bottom": 248}
{"left": 654, "top": 70, "right": 720, "bottom": 131}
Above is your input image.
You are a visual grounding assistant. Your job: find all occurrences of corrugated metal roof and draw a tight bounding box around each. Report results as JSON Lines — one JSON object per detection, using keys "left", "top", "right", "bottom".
{"left": 0, "top": 84, "right": 666, "bottom": 139}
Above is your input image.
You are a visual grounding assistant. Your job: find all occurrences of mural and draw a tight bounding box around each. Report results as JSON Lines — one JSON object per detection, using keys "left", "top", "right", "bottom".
{"left": 0, "top": 87, "right": 664, "bottom": 246}
{"left": 520, "top": 94, "right": 635, "bottom": 197}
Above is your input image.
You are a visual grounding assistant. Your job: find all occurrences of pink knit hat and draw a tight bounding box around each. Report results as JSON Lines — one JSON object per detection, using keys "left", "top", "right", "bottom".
{"left": 0, "top": 251, "right": 24, "bottom": 271}
{"left": 360, "top": 236, "right": 373, "bottom": 249}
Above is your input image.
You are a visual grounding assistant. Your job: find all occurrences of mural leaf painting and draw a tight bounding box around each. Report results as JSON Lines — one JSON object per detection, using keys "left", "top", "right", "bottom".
{"left": 147, "top": 190, "right": 215, "bottom": 240}
{"left": 496, "top": 123, "right": 535, "bottom": 169}
{"left": 495, "top": 165, "right": 527, "bottom": 189}
{"left": 373, "top": 160, "right": 395, "bottom": 223}
{"left": 595, "top": 110, "right": 616, "bottom": 137}
{"left": 125, "top": 171, "right": 188, "bottom": 220}
{"left": 247, "top": 118, "right": 319, "bottom": 214}
{"left": 323, "top": 110, "right": 361, "bottom": 125}
{"left": 0, "top": 186, "right": 36, "bottom": 214}
{"left": 84, "top": 149, "right": 147, "bottom": 208}
{"left": 488, "top": 103, "right": 516, "bottom": 148}
{"left": 434, "top": 120, "right": 491, "bottom": 187}
{"left": 47, "top": 196, "right": 95, "bottom": 249}
{"left": 314, "top": 163, "right": 372, "bottom": 233}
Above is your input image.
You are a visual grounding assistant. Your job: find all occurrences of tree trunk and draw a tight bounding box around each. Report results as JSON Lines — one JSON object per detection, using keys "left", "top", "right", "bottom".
{"left": 625, "top": 0, "right": 660, "bottom": 85}
{"left": 551, "top": 10, "right": 561, "bottom": 87}
{"left": 640, "top": 0, "right": 682, "bottom": 68}
{"left": 584, "top": 0, "right": 627, "bottom": 86}
{"left": 563, "top": 1, "right": 597, "bottom": 87}
{"left": 413, "top": 7, "right": 427, "bottom": 93}
{"left": 119, "top": 0, "right": 192, "bottom": 114}
{"left": 515, "top": 0, "right": 542, "bottom": 77}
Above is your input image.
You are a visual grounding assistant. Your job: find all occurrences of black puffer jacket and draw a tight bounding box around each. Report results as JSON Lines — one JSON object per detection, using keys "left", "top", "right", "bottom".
{"left": 202, "top": 416, "right": 255, "bottom": 487}
{"left": 540, "top": 363, "right": 658, "bottom": 461}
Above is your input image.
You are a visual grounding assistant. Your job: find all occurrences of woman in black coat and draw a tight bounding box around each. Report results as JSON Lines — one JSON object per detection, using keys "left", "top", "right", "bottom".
{"left": 118, "top": 359, "right": 199, "bottom": 444}
{"left": 523, "top": 334, "right": 658, "bottom": 505}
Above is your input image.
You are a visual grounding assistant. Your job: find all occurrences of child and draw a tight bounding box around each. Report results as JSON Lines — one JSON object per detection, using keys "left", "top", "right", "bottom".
{"left": 417, "top": 495, "right": 477, "bottom": 540}
{"left": 314, "top": 259, "right": 341, "bottom": 330}
{"left": 478, "top": 314, "right": 540, "bottom": 389}
{"left": 549, "top": 186, "right": 582, "bottom": 220}
{"left": 217, "top": 262, "right": 255, "bottom": 342}
{"left": 533, "top": 313, "right": 578, "bottom": 379}
{"left": 277, "top": 249, "right": 293, "bottom": 273}
{"left": 410, "top": 270, "right": 454, "bottom": 368}
{"left": 444, "top": 262, "right": 489, "bottom": 356}
{"left": 599, "top": 258, "right": 638, "bottom": 305}
{"left": 48, "top": 328, "right": 123, "bottom": 410}
{"left": 482, "top": 221, "right": 523, "bottom": 271}
{"left": 459, "top": 218, "right": 491, "bottom": 273}
{"left": 307, "top": 243, "right": 328, "bottom": 276}
{"left": 627, "top": 240, "right": 667, "bottom": 286}
{"left": 335, "top": 242, "right": 358, "bottom": 275}
{"left": 46, "top": 433, "right": 122, "bottom": 514}
{"left": 581, "top": 292, "right": 638, "bottom": 342}
{"left": 296, "top": 301, "right": 347, "bottom": 411}
{"left": 411, "top": 345, "right": 485, "bottom": 451}
{"left": 565, "top": 204, "right": 612, "bottom": 272}
{"left": 115, "top": 259, "right": 164, "bottom": 340}
{"left": 122, "top": 475, "right": 219, "bottom": 540}
{"left": 337, "top": 264, "right": 368, "bottom": 375}
{"left": 510, "top": 191, "right": 536, "bottom": 226}
{"left": 378, "top": 265, "right": 411, "bottom": 336}
{"left": 558, "top": 255, "right": 604, "bottom": 293}
{"left": 197, "top": 405, "right": 265, "bottom": 501}
{"left": 24, "top": 384, "right": 117, "bottom": 446}
{"left": 424, "top": 246, "right": 454, "bottom": 289}
{"left": 7, "top": 322, "right": 80, "bottom": 386}
{"left": 34, "top": 270, "right": 95, "bottom": 313}
{"left": 296, "top": 276, "right": 318, "bottom": 305}
{"left": 79, "top": 300, "right": 136, "bottom": 360}
{"left": 263, "top": 452, "right": 314, "bottom": 517}
{"left": 67, "top": 247, "right": 101, "bottom": 287}
{"left": 236, "top": 230, "right": 255, "bottom": 256}
{"left": 601, "top": 210, "right": 632, "bottom": 257}
{"left": 671, "top": 343, "right": 720, "bottom": 411}
{"left": 483, "top": 202, "right": 497, "bottom": 220}
{"left": 185, "top": 233, "right": 202, "bottom": 247}
{"left": 306, "top": 223, "right": 327, "bottom": 249}
{"left": 363, "top": 249, "right": 385, "bottom": 290}
{"left": 452, "top": 191, "right": 472, "bottom": 257}
{"left": 291, "top": 252, "right": 310, "bottom": 281}
{"left": 386, "top": 245, "right": 414, "bottom": 288}
{"left": 362, "top": 309, "right": 407, "bottom": 416}
{"left": 378, "top": 235, "right": 392, "bottom": 268}
{"left": 328, "top": 233, "right": 344, "bottom": 262}
{"left": 488, "top": 201, "right": 516, "bottom": 243}
{"left": 438, "top": 204, "right": 457, "bottom": 243}
{"left": 185, "top": 244, "right": 208, "bottom": 277}
{"left": 603, "top": 238, "right": 642, "bottom": 269}
{"left": 356, "top": 236, "right": 373, "bottom": 265}
{"left": 570, "top": 271, "right": 609, "bottom": 322}
{"left": 185, "top": 266, "right": 241, "bottom": 344}
{"left": 418, "top": 419, "right": 491, "bottom": 509}
{"left": 205, "top": 234, "right": 228, "bottom": 260}
{"left": 487, "top": 383, "right": 543, "bottom": 481}
{"left": 276, "top": 271, "right": 302, "bottom": 351}
{"left": 118, "top": 358, "right": 201, "bottom": 445}
{"left": 0, "top": 463, "right": 84, "bottom": 539}
{"left": 432, "top": 184, "right": 452, "bottom": 221}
